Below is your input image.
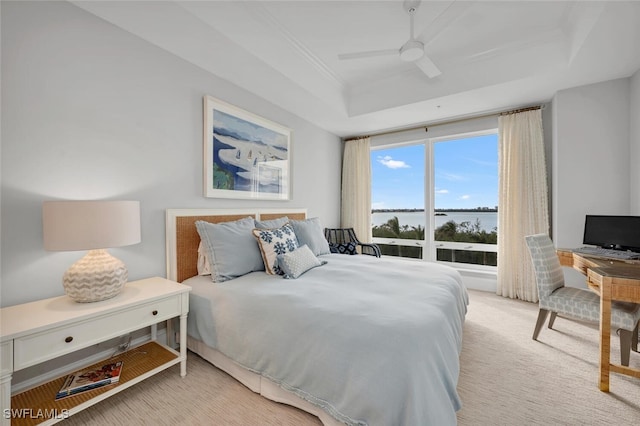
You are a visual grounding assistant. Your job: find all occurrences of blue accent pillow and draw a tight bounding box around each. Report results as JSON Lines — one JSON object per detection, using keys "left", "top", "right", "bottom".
{"left": 277, "top": 245, "right": 327, "bottom": 279}
{"left": 252, "top": 224, "right": 299, "bottom": 275}
{"left": 255, "top": 216, "right": 289, "bottom": 229}
{"left": 195, "top": 217, "right": 264, "bottom": 282}
{"left": 289, "top": 217, "right": 331, "bottom": 256}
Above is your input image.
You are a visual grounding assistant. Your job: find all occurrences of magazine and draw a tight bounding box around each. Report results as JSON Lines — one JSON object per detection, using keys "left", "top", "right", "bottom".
{"left": 56, "top": 361, "right": 123, "bottom": 400}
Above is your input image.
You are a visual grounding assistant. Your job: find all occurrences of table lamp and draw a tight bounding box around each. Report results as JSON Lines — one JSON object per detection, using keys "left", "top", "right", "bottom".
{"left": 43, "top": 200, "right": 141, "bottom": 303}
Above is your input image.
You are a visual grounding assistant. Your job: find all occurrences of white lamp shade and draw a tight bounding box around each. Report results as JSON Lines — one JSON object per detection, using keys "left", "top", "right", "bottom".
{"left": 43, "top": 200, "right": 141, "bottom": 251}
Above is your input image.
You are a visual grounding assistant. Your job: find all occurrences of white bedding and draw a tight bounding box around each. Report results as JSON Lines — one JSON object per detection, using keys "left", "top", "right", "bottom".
{"left": 185, "top": 253, "right": 468, "bottom": 426}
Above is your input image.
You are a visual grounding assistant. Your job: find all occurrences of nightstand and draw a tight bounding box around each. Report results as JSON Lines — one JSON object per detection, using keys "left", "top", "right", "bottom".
{"left": 0, "top": 277, "right": 190, "bottom": 425}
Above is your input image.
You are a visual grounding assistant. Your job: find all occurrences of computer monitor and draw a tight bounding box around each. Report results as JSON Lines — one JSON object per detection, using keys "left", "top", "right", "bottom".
{"left": 583, "top": 215, "right": 640, "bottom": 252}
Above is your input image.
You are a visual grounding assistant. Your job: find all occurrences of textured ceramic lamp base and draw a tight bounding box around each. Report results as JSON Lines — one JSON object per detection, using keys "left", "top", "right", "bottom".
{"left": 63, "top": 249, "right": 128, "bottom": 303}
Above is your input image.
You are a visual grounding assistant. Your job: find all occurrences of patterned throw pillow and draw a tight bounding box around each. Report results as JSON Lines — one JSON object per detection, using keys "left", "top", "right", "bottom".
{"left": 332, "top": 242, "right": 358, "bottom": 255}
{"left": 252, "top": 224, "right": 299, "bottom": 275}
{"left": 277, "top": 245, "right": 327, "bottom": 279}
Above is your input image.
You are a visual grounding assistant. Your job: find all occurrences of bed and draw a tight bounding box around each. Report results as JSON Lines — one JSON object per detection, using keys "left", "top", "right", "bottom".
{"left": 166, "top": 208, "right": 468, "bottom": 426}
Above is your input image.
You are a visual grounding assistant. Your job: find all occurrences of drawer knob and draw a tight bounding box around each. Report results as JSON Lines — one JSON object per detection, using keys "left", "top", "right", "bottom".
{"left": 65, "top": 336, "right": 73, "bottom": 343}
{"left": 152, "top": 310, "right": 158, "bottom": 316}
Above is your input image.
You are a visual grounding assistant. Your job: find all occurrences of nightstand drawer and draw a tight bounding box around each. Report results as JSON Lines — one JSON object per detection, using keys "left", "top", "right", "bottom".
{"left": 14, "top": 296, "right": 180, "bottom": 370}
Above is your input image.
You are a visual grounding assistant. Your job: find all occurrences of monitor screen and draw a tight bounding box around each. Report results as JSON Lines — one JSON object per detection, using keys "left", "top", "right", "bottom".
{"left": 583, "top": 215, "right": 640, "bottom": 251}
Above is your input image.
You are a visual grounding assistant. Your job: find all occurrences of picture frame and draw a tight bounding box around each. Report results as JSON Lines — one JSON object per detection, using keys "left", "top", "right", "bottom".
{"left": 203, "top": 95, "right": 292, "bottom": 200}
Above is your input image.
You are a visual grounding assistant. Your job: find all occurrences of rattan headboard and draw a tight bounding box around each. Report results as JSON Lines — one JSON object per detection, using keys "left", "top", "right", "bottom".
{"left": 166, "top": 208, "right": 307, "bottom": 283}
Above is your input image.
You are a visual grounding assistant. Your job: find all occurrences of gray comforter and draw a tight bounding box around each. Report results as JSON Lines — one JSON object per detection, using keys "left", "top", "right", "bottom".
{"left": 187, "top": 254, "right": 468, "bottom": 425}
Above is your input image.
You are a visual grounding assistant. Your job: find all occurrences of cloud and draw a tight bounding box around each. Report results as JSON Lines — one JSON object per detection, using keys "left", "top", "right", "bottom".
{"left": 377, "top": 155, "right": 410, "bottom": 169}
{"left": 440, "top": 172, "right": 466, "bottom": 182}
{"left": 371, "top": 201, "right": 386, "bottom": 209}
{"left": 435, "top": 189, "right": 449, "bottom": 195}
{"left": 459, "top": 195, "right": 471, "bottom": 200}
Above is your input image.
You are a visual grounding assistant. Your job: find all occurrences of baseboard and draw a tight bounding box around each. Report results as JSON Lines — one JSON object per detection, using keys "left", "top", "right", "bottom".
{"left": 459, "top": 269, "right": 497, "bottom": 292}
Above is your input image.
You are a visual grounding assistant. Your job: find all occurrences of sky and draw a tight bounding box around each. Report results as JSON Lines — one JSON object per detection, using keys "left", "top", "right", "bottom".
{"left": 371, "top": 134, "right": 498, "bottom": 210}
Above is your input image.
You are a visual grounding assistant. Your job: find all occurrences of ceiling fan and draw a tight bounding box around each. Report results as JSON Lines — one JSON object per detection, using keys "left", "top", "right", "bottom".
{"left": 338, "top": 0, "right": 441, "bottom": 78}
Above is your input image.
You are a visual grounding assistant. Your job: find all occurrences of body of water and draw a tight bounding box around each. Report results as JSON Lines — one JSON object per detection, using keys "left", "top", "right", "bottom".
{"left": 372, "top": 211, "right": 498, "bottom": 233}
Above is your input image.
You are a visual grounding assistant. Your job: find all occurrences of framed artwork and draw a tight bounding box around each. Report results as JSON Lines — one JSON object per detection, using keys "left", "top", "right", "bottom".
{"left": 203, "top": 95, "right": 292, "bottom": 200}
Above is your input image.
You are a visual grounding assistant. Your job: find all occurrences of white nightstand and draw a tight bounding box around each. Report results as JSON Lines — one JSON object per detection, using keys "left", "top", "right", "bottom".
{"left": 0, "top": 277, "right": 190, "bottom": 425}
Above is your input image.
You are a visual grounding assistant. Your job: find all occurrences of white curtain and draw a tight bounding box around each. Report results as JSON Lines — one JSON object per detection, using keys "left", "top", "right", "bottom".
{"left": 497, "top": 109, "right": 549, "bottom": 302}
{"left": 341, "top": 137, "right": 372, "bottom": 243}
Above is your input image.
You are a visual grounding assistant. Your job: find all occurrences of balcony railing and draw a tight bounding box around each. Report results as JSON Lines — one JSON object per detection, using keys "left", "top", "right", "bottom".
{"left": 372, "top": 237, "right": 497, "bottom": 267}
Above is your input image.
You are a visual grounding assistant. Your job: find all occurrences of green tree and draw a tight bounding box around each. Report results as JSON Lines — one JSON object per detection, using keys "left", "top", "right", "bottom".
{"left": 372, "top": 216, "right": 424, "bottom": 258}
{"left": 373, "top": 217, "right": 497, "bottom": 264}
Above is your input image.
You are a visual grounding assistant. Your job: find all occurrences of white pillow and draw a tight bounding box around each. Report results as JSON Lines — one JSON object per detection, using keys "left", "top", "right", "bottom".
{"left": 277, "top": 244, "right": 327, "bottom": 279}
{"left": 197, "top": 241, "right": 211, "bottom": 275}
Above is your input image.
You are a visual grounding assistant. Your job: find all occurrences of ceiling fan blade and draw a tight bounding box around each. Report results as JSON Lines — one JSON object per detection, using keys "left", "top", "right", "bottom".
{"left": 415, "top": 55, "right": 441, "bottom": 78}
{"left": 338, "top": 49, "right": 398, "bottom": 60}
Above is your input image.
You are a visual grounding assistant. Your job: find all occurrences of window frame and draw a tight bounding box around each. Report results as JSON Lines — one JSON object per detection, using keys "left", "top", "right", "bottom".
{"left": 371, "top": 128, "right": 498, "bottom": 272}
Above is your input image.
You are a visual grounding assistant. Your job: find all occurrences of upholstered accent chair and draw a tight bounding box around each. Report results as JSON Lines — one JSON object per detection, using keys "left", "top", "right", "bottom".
{"left": 525, "top": 234, "right": 640, "bottom": 366}
{"left": 324, "top": 228, "right": 381, "bottom": 258}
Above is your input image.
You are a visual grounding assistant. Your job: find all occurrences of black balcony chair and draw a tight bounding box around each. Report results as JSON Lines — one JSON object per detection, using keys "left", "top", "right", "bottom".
{"left": 324, "top": 228, "right": 381, "bottom": 258}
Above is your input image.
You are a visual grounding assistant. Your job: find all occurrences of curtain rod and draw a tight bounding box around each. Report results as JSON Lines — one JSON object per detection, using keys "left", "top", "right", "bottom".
{"left": 343, "top": 104, "right": 543, "bottom": 142}
{"left": 499, "top": 105, "right": 541, "bottom": 116}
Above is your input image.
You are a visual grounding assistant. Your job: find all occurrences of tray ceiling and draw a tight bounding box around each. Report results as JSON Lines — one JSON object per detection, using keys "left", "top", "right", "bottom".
{"left": 72, "top": 1, "right": 640, "bottom": 137}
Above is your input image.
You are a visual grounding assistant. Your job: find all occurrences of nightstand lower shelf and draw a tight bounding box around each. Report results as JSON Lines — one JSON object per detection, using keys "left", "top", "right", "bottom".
{"left": 11, "top": 341, "right": 179, "bottom": 426}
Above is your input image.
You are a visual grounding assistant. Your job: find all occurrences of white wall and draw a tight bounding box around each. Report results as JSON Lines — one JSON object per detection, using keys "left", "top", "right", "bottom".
{"left": 631, "top": 69, "right": 640, "bottom": 214}
{"left": 552, "top": 78, "right": 631, "bottom": 249}
{"left": 0, "top": 1, "right": 342, "bottom": 307}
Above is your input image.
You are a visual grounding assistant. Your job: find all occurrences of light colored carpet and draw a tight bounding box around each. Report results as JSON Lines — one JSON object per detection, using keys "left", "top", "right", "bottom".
{"left": 64, "top": 290, "right": 640, "bottom": 425}
{"left": 456, "top": 290, "right": 640, "bottom": 425}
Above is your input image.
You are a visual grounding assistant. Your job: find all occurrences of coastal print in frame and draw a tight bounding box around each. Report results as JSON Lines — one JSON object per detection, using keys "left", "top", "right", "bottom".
{"left": 203, "top": 96, "right": 291, "bottom": 200}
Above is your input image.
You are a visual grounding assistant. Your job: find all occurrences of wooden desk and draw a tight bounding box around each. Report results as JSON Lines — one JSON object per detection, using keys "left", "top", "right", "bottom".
{"left": 558, "top": 250, "right": 640, "bottom": 391}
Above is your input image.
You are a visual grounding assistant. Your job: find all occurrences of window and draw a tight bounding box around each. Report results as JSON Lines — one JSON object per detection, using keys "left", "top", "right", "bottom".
{"left": 371, "top": 131, "right": 498, "bottom": 268}
{"left": 371, "top": 145, "right": 425, "bottom": 259}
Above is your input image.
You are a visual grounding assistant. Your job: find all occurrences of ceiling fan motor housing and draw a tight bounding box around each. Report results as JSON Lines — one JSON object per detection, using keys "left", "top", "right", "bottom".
{"left": 403, "top": 0, "right": 421, "bottom": 14}
{"left": 400, "top": 40, "right": 425, "bottom": 62}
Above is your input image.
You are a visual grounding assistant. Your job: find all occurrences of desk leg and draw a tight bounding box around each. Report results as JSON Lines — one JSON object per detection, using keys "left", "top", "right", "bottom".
{"left": 599, "top": 277, "right": 612, "bottom": 392}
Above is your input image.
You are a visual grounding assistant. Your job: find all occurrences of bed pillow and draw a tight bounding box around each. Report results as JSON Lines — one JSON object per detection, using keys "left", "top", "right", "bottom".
{"left": 255, "top": 216, "right": 289, "bottom": 229}
{"left": 195, "top": 217, "right": 264, "bottom": 282}
{"left": 252, "top": 223, "right": 299, "bottom": 275}
{"left": 197, "top": 241, "right": 211, "bottom": 275}
{"left": 289, "top": 217, "right": 331, "bottom": 256}
{"left": 277, "top": 244, "right": 327, "bottom": 279}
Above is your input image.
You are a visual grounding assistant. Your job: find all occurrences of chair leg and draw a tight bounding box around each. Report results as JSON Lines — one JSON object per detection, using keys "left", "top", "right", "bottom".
{"left": 619, "top": 329, "right": 632, "bottom": 367}
{"left": 548, "top": 312, "right": 557, "bottom": 329}
{"left": 633, "top": 322, "right": 639, "bottom": 353}
{"left": 533, "top": 309, "right": 550, "bottom": 340}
